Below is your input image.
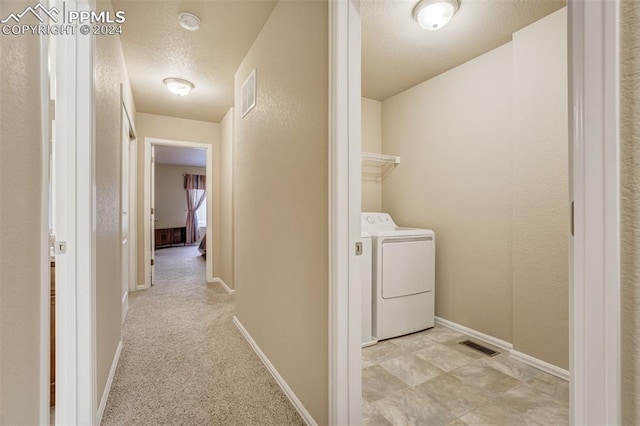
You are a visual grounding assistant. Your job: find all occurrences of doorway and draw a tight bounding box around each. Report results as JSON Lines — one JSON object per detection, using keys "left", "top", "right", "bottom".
{"left": 151, "top": 144, "right": 208, "bottom": 281}
{"left": 143, "top": 138, "right": 214, "bottom": 288}
{"left": 329, "top": 0, "right": 623, "bottom": 424}
{"left": 359, "top": 3, "right": 570, "bottom": 424}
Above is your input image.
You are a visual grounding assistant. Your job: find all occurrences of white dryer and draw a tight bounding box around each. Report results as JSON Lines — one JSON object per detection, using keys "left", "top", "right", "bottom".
{"left": 362, "top": 212, "right": 435, "bottom": 340}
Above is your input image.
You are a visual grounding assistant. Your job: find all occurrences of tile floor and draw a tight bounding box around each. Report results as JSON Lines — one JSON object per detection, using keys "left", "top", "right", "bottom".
{"left": 362, "top": 324, "right": 569, "bottom": 426}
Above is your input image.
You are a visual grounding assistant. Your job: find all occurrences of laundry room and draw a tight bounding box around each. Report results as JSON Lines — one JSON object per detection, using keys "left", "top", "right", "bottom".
{"left": 359, "top": 1, "right": 570, "bottom": 424}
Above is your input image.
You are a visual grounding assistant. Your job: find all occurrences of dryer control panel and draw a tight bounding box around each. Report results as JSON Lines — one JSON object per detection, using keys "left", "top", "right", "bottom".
{"left": 362, "top": 212, "right": 397, "bottom": 233}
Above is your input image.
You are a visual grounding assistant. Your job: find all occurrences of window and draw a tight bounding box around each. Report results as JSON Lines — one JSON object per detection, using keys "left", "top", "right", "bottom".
{"left": 196, "top": 190, "right": 207, "bottom": 227}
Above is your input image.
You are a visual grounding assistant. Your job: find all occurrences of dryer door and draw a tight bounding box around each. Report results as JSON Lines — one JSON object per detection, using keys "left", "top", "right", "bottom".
{"left": 381, "top": 237, "right": 434, "bottom": 299}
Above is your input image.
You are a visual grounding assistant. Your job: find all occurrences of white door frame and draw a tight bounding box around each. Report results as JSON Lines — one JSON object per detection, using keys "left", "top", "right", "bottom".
{"left": 569, "top": 0, "right": 621, "bottom": 423}
{"left": 38, "top": 16, "right": 52, "bottom": 426}
{"left": 120, "top": 101, "right": 136, "bottom": 324}
{"left": 143, "top": 137, "right": 214, "bottom": 287}
{"left": 50, "top": 0, "right": 97, "bottom": 424}
{"left": 328, "top": 0, "right": 362, "bottom": 424}
{"left": 329, "top": 0, "right": 623, "bottom": 424}
{"left": 126, "top": 106, "right": 138, "bottom": 294}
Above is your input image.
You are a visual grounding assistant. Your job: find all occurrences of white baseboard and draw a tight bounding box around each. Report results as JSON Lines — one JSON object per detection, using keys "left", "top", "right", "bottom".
{"left": 510, "top": 350, "right": 569, "bottom": 381}
{"left": 97, "top": 340, "right": 123, "bottom": 425}
{"left": 362, "top": 338, "right": 378, "bottom": 348}
{"left": 434, "top": 316, "right": 569, "bottom": 382}
{"left": 232, "top": 316, "right": 316, "bottom": 426}
{"left": 212, "top": 277, "right": 235, "bottom": 294}
{"left": 435, "top": 316, "right": 513, "bottom": 352}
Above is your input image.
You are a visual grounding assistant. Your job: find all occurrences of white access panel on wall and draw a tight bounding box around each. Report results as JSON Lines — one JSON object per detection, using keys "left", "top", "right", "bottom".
{"left": 382, "top": 238, "right": 434, "bottom": 299}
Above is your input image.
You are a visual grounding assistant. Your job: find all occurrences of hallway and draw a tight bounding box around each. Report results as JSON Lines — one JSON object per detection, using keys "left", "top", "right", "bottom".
{"left": 101, "top": 246, "right": 303, "bottom": 425}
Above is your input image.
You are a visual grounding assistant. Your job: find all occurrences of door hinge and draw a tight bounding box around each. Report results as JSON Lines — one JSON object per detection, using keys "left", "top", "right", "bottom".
{"left": 355, "top": 242, "right": 363, "bottom": 256}
{"left": 570, "top": 201, "right": 574, "bottom": 237}
{"left": 150, "top": 259, "right": 155, "bottom": 266}
{"left": 151, "top": 207, "right": 154, "bottom": 214}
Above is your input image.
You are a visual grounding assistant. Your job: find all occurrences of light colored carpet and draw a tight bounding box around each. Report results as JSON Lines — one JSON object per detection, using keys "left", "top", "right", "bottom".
{"left": 101, "top": 246, "right": 304, "bottom": 426}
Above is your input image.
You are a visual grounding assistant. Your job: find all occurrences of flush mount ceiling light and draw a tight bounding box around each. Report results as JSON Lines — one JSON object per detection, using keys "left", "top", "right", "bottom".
{"left": 413, "top": 0, "right": 459, "bottom": 31}
{"left": 178, "top": 12, "right": 200, "bottom": 31}
{"left": 163, "top": 78, "right": 194, "bottom": 96}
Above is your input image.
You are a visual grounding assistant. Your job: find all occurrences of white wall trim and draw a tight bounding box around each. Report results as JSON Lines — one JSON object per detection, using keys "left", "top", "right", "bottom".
{"left": 328, "top": 1, "right": 362, "bottom": 425}
{"left": 53, "top": 0, "right": 97, "bottom": 424}
{"left": 124, "top": 103, "right": 138, "bottom": 295}
{"left": 434, "top": 317, "right": 513, "bottom": 352}
{"left": 211, "top": 277, "right": 235, "bottom": 294}
{"left": 232, "top": 316, "right": 316, "bottom": 426}
{"left": 569, "top": 0, "right": 621, "bottom": 423}
{"left": 143, "top": 137, "right": 215, "bottom": 288}
{"left": 510, "top": 350, "right": 570, "bottom": 382}
{"left": 53, "top": 2, "right": 78, "bottom": 421}
{"left": 39, "top": 18, "right": 52, "bottom": 426}
{"left": 96, "top": 340, "right": 122, "bottom": 425}
{"left": 435, "top": 317, "right": 569, "bottom": 381}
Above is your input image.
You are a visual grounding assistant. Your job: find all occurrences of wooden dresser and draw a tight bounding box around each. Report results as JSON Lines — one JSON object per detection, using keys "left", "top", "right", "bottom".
{"left": 154, "top": 227, "right": 187, "bottom": 248}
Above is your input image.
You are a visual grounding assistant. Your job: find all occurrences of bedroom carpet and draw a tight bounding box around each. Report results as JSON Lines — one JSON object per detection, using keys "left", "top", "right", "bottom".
{"left": 101, "top": 246, "right": 303, "bottom": 426}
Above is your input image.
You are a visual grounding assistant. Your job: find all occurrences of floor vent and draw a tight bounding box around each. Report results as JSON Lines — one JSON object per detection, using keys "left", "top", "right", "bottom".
{"left": 459, "top": 340, "right": 499, "bottom": 357}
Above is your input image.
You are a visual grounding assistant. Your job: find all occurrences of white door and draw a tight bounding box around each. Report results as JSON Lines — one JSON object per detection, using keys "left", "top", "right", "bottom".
{"left": 128, "top": 137, "right": 137, "bottom": 292}
{"left": 121, "top": 106, "right": 130, "bottom": 324}
{"left": 150, "top": 145, "right": 156, "bottom": 285}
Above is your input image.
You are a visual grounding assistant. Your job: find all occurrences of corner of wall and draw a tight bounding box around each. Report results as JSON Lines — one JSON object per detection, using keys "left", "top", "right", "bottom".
{"left": 511, "top": 7, "right": 569, "bottom": 369}
{"left": 232, "top": 1, "right": 328, "bottom": 423}
{"left": 219, "top": 107, "right": 234, "bottom": 289}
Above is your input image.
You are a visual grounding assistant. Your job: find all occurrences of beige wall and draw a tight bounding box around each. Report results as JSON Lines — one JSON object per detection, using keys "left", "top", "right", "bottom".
{"left": 382, "top": 43, "right": 514, "bottom": 343}
{"left": 134, "top": 113, "right": 220, "bottom": 284}
{"left": 362, "top": 97, "right": 382, "bottom": 212}
{"left": 154, "top": 165, "right": 206, "bottom": 230}
{"left": 233, "top": 1, "right": 328, "bottom": 423}
{"left": 512, "top": 8, "right": 568, "bottom": 369}
{"left": 0, "top": 2, "right": 43, "bottom": 422}
{"left": 94, "top": 0, "right": 137, "bottom": 405}
{"left": 381, "top": 9, "right": 568, "bottom": 368}
{"left": 621, "top": 0, "right": 640, "bottom": 422}
{"left": 219, "top": 108, "right": 234, "bottom": 288}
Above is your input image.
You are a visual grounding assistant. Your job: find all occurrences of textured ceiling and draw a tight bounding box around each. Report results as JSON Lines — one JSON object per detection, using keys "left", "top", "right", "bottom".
{"left": 112, "top": 0, "right": 277, "bottom": 123}
{"left": 114, "top": 0, "right": 566, "bottom": 121}
{"left": 362, "top": 0, "right": 566, "bottom": 100}
{"left": 155, "top": 146, "right": 206, "bottom": 167}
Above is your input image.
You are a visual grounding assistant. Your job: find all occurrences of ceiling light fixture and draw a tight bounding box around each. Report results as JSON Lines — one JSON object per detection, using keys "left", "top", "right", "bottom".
{"left": 163, "top": 78, "right": 194, "bottom": 96}
{"left": 178, "top": 12, "right": 200, "bottom": 31}
{"left": 413, "top": 0, "right": 459, "bottom": 31}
